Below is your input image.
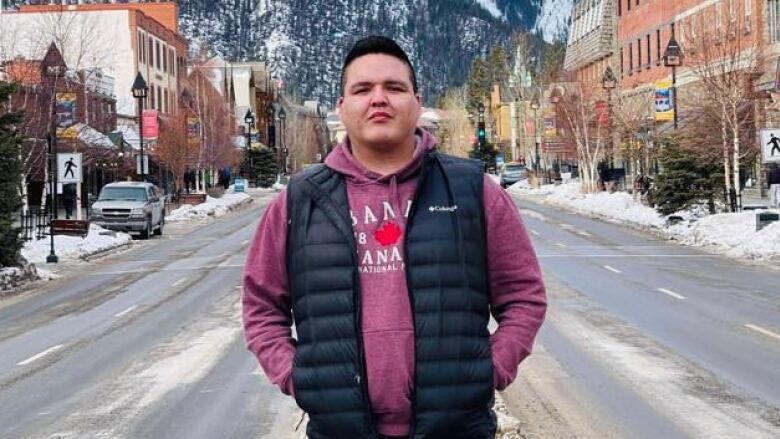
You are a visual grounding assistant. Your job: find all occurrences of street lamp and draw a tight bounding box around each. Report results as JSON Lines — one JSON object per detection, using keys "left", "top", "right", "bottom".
{"left": 530, "top": 95, "right": 541, "bottom": 180}
{"left": 602, "top": 66, "right": 617, "bottom": 173}
{"left": 244, "top": 109, "right": 255, "bottom": 184}
{"left": 664, "top": 35, "right": 683, "bottom": 130}
{"left": 244, "top": 108, "right": 255, "bottom": 148}
{"left": 131, "top": 72, "right": 149, "bottom": 181}
{"left": 278, "top": 106, "right": 287, "bottom": 175}
{"left": 44, "top": 64, "right": 63, "bottom": 263}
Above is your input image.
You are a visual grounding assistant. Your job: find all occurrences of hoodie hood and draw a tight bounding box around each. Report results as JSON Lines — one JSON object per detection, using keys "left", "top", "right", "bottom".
{"left": 324, "top": 128, "right": 437, "bottom": 184}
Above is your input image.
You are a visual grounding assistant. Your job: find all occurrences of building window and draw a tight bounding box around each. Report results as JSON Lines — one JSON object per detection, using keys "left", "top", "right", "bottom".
{"left": 646, "top": 34, "right": 651, "bottom": 67}
{"left": 138, "top": 31, "right": 143, "bottom": 64}
{"left": 770, "top": 0, "right": 780, "bottom": 42}
{"left": 628, "top": 0, "right": 631, "bottom": 12}
{"left": 637, "top": 38, "right": 641, "bottom": 71}
{"left": 656, "top": 29, "right": 661, "bottom": 65}
{"left": 745, "top": 0, "right": 752, "bottom": 33}
{"left": 148, "top": 36, "right": 153, "bottom": 68}
{"left": 628, "top": 43, "right": 633, "bottom": 74}
{"left": 157, "top": 86, "right": 162, "bottom": 112}
{"left": 150, "top": 84, "right": 155, "bottom": 109}
{"left": 620, "top": 47, "right": 624, "bottom": 74}
{"left": 156, "top": 41, "right": 161, "bottom": 70}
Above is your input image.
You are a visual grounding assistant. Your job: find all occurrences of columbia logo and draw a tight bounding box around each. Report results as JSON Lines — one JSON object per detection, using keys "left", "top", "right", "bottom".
{"left": 429, "top": 205, "right": 458, "bottom": 213}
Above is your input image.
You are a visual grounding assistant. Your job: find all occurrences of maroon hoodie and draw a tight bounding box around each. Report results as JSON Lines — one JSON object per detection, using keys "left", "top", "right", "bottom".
{"left": 243, "top": 129, "right": 546, "bottom": 437}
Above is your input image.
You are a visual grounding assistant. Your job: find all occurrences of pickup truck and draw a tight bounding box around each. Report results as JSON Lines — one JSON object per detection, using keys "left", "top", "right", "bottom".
{"left": 90, "top": 182, "right": 165, "bottom": 239}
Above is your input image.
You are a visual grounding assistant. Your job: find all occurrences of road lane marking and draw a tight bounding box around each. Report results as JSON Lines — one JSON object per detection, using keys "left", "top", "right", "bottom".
{"left": 657, "top": 288, "right": 686, "bottom": 300}
{"left": 603, "top": 265, "right": 622, "bottom": 274}
{"left": 171, "top": 277, "right": 187, "bottom": 287}
{"left": 241, "top": 239, "right": 250, "bottom": 246}
{"left": 114, "top": 305, "right": 138, "bottom": 318}
{"left": 91, "top": 264, "right": 245, "bottom": 275}
{"left": 536, "top": 254, "right": 719, "bottom": 258}
{"left": 745, "top": 324, "right": 780, "bottom": 341}
{"left": 554, "top": 243, "right": 567, "bottom": 248}
{"left": 530, "top": 230, "right": 541, "bottom": 237}
{"left": 18, "top": 344, "right": 65, "bottom": 366}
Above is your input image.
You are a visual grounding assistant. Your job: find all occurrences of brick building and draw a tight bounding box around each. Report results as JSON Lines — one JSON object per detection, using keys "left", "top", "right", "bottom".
{"left": 4, "top": 43, "right": 121, "bottom": 210}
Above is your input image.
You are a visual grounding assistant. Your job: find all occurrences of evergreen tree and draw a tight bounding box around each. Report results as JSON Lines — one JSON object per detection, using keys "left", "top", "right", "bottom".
{"left": 486, "top": 45, "right": 509, "bottom": 86}
{"left": 654, "top": 138, "right": 723, "bottom": 216}
{"left": 466, "top": 58, "right": 490, "bottom": 114}
{"left": 0, "top": 82, "right": 24, "bottom": 267}
{"left": 241, "top": 148, "right": 280, "bottom": 188}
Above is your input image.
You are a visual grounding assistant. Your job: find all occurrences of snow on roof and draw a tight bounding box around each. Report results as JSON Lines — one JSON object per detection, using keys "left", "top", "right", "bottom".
{"left": 75, "top": 123, "right": 117, "bottom": 149}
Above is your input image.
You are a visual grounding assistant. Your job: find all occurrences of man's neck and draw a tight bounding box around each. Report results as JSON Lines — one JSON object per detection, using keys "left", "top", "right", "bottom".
{"left": 351, "top": 137, "right": 417, "bottom": 176}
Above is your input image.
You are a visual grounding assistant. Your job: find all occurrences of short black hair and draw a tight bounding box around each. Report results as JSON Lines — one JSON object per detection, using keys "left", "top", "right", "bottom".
{"left": 340, "top": 36, "right": 418, "bottom": 95}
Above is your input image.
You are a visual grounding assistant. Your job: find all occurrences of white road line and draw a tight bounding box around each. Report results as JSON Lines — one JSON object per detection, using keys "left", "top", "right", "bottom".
{"left": 745, "top": 324, "right": 780, "bottom": 341}
{"left": 536, "top": 254, "right": 719, "bottom": 258}
{"left": 171, "top": 277, "right": 187, "bottom": 287}
{"left": 18, "top": 345, "right": 65, "bottom": 366}
{"left": 603, "top": 265, "right": 622, "bottom": 274}
{"left": 554, "top": 243, "right": 567, "bottom": 248}
{"left": 657, "top": 288, "right": 686, "bottom": 300}
{"left": 114, "top": 305, "right": 138, "bottom": 318}
{"left": 241, "top": 239, "right": 250, "bottom": 246}
{"left": 530, "top": 230, "right": 541, "bottom": 237}
{"left": 577, "top": 230, "right": 593, "bottom": 237}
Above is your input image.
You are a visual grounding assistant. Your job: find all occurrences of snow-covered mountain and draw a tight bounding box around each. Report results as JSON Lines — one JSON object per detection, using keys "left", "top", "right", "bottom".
{"left": 176, "top": 0, "right": 573, "bottom": 104}
{"left": 533, "top": 0, "right": 573, "bottom": 42}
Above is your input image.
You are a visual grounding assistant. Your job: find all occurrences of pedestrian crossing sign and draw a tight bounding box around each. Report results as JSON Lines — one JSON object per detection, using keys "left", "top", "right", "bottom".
{"left": 760, "top": 129, "right": 780, "bottom": 163}
{"left": 57, "top": 153, "right": 83, "bottom": 183}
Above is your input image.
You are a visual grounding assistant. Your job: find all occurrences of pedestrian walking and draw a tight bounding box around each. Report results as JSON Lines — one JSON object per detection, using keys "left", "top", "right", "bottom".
{"left": 769, "top": 165, "right": 780, "bottom": 208}
{"left": 242, "top": 36, "right": 547, "bottom": 439}
{"left": 63, "top": 183, "right": 77, "bottom": 219}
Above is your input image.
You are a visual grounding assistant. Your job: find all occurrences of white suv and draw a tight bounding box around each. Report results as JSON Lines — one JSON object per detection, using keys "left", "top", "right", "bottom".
{"left": 90, "top": 182, "right": 165, "bottom": 239}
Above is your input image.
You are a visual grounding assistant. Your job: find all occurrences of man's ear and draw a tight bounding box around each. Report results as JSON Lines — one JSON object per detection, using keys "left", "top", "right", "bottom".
{"left": 336, "top": 96, "right": 344, "bottom": 111}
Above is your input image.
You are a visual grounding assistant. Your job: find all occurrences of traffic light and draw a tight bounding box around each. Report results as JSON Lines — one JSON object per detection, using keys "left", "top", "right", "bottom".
{"left": 477, "top": 122, "right": 486, "bottom": 147}
{"left": 267, "top": 125, "right": 276, "bottom": 148}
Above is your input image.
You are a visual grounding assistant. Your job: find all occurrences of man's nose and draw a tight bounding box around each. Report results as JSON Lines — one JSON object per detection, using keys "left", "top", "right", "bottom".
{"left": 369, "top": 86, "right": 389, "bottom": 106}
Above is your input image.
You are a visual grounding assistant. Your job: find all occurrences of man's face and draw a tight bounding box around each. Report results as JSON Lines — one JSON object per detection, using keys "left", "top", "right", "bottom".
{"left": 337, "top": 54, "right": 421, "bottom": 152}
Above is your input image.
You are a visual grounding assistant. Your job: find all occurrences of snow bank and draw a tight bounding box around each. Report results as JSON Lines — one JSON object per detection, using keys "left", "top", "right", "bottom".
{"left": 512, "top": 181, "right": 780, "bottom": 261}
{"left": 21, "top": 225, "right": 132, "bottom": 265}
{"left": 167, "top": 193, "right": 252, "bottom": 222}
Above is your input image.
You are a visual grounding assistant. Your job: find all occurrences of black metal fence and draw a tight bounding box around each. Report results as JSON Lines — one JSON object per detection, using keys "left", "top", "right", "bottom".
{"left": 19, "top": 209, "right": 50, "bottom": 242}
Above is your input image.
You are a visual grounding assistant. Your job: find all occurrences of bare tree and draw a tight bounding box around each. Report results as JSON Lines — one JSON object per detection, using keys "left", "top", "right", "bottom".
{"left": 436, "top": 86, "right": 473, "bottom": 158}
{"left": 154, "top": 111, "right": 199, "bottom": 196}
{"left": 681, "top": 7, "right": 762, "bottom": 209}
{"left": 551, "top": 80, "right": 606, "bottom": 193}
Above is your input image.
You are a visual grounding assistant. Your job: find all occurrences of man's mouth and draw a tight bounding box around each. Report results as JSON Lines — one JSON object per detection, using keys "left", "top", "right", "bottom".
{"left": 369, "top": 112, "right": 392, "bottom": 121}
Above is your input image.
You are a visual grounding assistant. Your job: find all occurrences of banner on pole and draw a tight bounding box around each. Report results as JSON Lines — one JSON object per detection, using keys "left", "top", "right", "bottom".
{"left": 654, "top": 80, "right": 674, "bottom": 121}
{"left": 56, "top": 93, "right": 78, "bottom": 139}
{"left": 187, "top": 117, "right": 201, "bottom": 146}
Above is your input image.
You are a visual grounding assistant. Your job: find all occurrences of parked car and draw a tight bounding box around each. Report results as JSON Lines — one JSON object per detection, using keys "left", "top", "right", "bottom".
{"left": 499, "top": 163, "right": 528, "bottom": 188}
{"left": 90, "top": 182, "right": 165, "bottom": 239}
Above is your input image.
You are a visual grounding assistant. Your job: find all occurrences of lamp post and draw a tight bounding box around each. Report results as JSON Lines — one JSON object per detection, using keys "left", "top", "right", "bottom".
{"left": 244, "top": 109, "right": 255, "bottom": 183}
{"left": 663, "top": 35, "right": 683, "bottom": 130}
{"left": 131, "top": 72, "right": 149, "bottom": 181}
{"left": 278, "top": 106, "right": 287, "bottom": 175}
{"left": 44, "top": 64, "right": 63, "bottom": 263}
{"left": 602, "top": 66, "right": 617, "bottom": 175}
{"left": 530, "top": 95, "right": 541, "bottom": 183}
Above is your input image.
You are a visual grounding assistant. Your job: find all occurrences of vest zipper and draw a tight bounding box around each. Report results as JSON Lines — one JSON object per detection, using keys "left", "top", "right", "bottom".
{"left": 402, "top": 152, "right": 432, "bottom": 438}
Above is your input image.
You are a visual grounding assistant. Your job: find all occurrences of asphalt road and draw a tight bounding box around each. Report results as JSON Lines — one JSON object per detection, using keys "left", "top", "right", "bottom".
{"left": 505, "top": 193, "right": 780, "bottom": 438}
{"left": 1, "top": 187, "right": 779, "bottom": 438}
{"left": 0, "top": 191, "right": 299, "bottom": 439}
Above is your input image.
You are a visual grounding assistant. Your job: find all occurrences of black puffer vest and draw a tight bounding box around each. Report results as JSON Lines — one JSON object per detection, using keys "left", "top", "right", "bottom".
{"left": 286, "top": 151, "right": 495, "bottom": 439}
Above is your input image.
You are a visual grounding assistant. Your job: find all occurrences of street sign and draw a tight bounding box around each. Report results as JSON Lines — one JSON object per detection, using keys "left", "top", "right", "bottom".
{"left": 760, "top": 129, "right": 780, "bottom": 163}
{"left": 57, "top": 153, "right": 82, "bottom": 183}
{"left": 234, "top": 177, "right": 246, "bottom": 193}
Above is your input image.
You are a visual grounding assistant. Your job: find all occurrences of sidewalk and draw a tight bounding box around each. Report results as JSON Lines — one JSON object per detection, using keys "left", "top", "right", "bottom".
{"left": 510, "top": 180, "right": 780, "bottom": 263}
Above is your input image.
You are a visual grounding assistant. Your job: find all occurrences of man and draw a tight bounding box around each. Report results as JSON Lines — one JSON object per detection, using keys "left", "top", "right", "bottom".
{"left": 769, "top": 165, "right": 780, "bottom": 208}
{"left": 243, "top": 36, "right": 546, "bottom": 439}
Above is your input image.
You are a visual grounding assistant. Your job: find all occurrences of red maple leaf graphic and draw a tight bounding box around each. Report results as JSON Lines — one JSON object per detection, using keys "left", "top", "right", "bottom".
{"left": 374, "top": 221, "right": 402, "bottom": 247}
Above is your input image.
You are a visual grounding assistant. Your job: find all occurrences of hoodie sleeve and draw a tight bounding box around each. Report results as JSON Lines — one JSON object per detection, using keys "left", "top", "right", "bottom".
{"left": 242, "top": 190, "right": 296, "bottom": 396}
{"left": 483, "top": 176, "right": 547, "bottom": 391}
